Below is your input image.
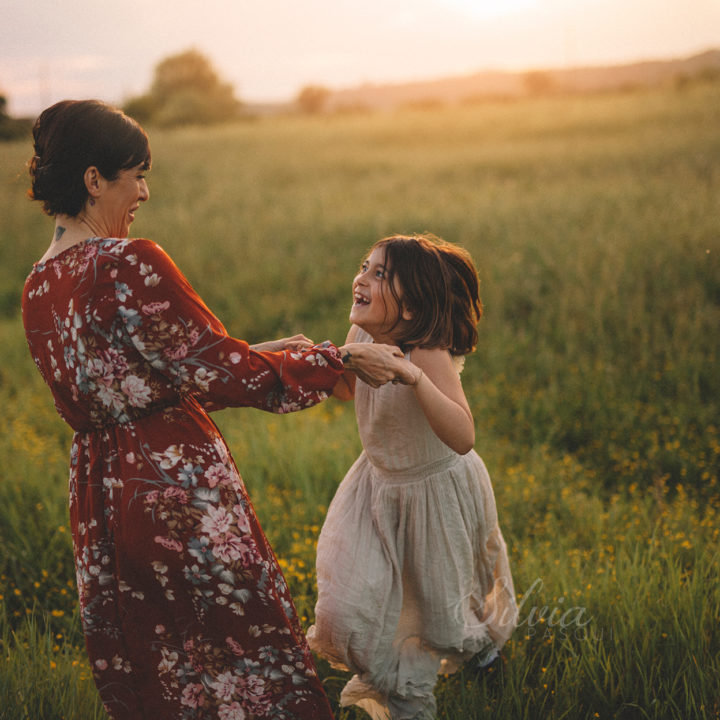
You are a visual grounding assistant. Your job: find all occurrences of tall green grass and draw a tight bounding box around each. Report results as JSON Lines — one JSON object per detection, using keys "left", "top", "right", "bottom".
{"left": 1, "top": 79, "right": 718, "bottom": 718}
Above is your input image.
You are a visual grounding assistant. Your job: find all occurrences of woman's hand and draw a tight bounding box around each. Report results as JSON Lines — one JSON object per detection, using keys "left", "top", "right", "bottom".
{"left": 389, "top": 357, "right": 424, "bottom": 386}
{"left": 338, "top": 342, "right": 406, "bottom": 388}
{"left": 250, "top": 334, "right": 314, "bottom": 353}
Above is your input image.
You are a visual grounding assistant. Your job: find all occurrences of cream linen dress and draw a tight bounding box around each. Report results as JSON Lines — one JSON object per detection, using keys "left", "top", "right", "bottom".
{"left": 308, "top": 329, "right": 518, "bottom": 720}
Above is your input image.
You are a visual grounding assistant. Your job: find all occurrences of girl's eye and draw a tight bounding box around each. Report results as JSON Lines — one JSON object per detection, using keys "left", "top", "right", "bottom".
{"left": 358, "top": 262, "right": 384, "bottom": 278}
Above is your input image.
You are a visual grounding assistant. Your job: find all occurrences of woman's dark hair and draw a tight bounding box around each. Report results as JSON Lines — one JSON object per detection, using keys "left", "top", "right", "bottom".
{"left": 28, "top": 99, "right": 151, "bottom": 217}
{"left": 372, "top": 234, "right": 482, "bottom": 356}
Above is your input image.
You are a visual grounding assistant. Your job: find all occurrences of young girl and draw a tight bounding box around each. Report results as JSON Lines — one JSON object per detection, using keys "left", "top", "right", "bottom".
{"left": 308, "top": 234, "right": 518, "bottom": 720}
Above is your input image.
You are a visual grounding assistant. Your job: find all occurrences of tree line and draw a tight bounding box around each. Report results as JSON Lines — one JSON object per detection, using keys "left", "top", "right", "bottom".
{"left": 1, "top": 48, "right": 328, "bottom": 140}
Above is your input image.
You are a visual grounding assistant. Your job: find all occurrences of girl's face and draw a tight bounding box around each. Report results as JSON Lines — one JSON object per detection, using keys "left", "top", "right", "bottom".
{"left": 350, "top": 246, "right": 409, "bottom": 344}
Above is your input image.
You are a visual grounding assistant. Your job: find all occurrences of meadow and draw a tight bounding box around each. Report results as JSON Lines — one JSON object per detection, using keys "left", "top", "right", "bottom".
{"left": 0, "top": 78, "right": 719, "bottom": 719}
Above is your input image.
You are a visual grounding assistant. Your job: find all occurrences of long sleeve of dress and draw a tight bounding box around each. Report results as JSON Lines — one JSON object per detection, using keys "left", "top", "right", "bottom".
{"left": 93, "top": 238, "right": 344, "bottom": 414}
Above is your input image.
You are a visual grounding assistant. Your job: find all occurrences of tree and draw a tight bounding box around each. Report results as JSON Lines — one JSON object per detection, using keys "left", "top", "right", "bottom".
{"left": 295, "top": 85, "right": 330, "bottom": 114}
{"left": 0, "top": 92, "right": 32, "bottom": 141}
{"left": 523, "top": 71, "right": 555, "bottom": 96}
{"left": 124, "top": 49, "right": 241, "bottom": 127}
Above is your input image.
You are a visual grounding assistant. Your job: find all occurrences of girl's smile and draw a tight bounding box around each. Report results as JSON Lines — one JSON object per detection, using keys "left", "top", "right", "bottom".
{"left": 349, "top": 246, "right": 409, "bottom": 344}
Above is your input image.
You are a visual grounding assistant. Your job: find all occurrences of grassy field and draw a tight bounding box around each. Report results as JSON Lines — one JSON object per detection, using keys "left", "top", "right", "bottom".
{"left": 0, "top": 78, "right": 719, "bottom": 719}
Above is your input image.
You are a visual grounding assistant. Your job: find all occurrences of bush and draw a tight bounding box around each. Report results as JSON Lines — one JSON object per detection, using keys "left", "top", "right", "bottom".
{"left": 123, "top": 49, "right": 241, "bottom": 127}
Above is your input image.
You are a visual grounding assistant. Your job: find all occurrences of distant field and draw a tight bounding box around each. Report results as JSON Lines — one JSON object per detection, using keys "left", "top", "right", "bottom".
{"left": 0, "top": 80, "right": 718, "bottom": 719}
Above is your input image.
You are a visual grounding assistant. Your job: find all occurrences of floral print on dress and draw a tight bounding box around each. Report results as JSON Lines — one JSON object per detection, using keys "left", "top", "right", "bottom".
{"left": 23, "top": 237, "right": 341, "bottom": 719}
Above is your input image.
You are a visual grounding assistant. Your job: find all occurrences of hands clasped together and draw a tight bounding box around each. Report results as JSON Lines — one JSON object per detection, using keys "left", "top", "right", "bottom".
{"left": 250, "top": 335, "right": 419, "bottom": 388}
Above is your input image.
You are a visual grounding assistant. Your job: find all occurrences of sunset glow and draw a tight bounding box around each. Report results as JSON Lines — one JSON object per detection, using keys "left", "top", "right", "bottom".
{"left": 439, "top": 0, "right": 540, "bottom": 19}
{"left": 1, "top": 0, "right": 719, "bottom": 116}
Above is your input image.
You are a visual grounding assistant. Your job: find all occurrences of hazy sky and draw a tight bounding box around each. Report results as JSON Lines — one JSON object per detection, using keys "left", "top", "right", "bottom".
{"left": 2, "top": 0, "right": 719, "bottom": 116}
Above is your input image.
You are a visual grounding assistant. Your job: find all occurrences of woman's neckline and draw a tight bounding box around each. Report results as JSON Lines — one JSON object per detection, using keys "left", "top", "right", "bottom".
{"left": 31, "top": 236, "right": 105, "bottom": 272}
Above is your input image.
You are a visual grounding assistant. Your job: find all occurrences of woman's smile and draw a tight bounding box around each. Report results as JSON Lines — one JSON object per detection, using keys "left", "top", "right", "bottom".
{"left": 101, "top": 163, "right": 149, "bottom": 237}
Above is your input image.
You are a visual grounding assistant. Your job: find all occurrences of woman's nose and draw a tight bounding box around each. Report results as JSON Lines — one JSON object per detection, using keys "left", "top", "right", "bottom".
{"left": 139, "top": 179, "right": 150, "bottom": 202}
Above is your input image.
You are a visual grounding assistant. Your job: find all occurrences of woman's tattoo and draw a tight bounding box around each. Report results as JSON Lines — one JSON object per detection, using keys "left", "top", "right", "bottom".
{"left": 53, "top": 226, "right": 66, "bottom": 243}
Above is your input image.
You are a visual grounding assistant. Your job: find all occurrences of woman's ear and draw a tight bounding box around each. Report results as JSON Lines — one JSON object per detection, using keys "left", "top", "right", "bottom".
{"left": 401, "top": 304, "right": 414, "bottom": 321}
{"left": 83, "top": 166, "right": 103, "bottom": 199}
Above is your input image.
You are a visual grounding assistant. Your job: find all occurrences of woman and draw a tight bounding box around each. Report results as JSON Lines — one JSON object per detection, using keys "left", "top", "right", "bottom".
{"left": 22, "top": 99, "right": 407, "bottom": 720}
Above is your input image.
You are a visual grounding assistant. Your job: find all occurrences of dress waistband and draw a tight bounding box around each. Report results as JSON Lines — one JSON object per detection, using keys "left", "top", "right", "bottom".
{"left": 71, "top": 398, "right": 181, "bottom": 434}
{"left": 368, "top": 453, "right": 460, "bottom": 484}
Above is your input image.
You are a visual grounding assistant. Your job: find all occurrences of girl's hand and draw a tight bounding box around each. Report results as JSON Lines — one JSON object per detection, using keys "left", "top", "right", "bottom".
{"left": 251, "top": 334, "right": 314, "bottom": 353}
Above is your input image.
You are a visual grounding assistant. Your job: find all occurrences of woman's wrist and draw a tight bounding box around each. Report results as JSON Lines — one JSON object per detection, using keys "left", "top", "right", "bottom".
{"left": 338, "top": 344, "right": 354, "bottom": 367}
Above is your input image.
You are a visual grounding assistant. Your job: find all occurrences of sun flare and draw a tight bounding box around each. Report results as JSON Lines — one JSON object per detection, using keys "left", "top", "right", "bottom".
{"left": 439, "top": 0, "right": 541, "bottom": 19}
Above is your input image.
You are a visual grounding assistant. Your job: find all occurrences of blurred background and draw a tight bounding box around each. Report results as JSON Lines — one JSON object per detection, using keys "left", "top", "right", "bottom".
{"left": 1, "top": 2, "right": 719, "bottom": 719}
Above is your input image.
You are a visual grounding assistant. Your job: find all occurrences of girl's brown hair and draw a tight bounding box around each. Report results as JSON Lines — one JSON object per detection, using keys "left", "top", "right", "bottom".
{"left": 372, "top": 234, "right": 482, "bottom": 356}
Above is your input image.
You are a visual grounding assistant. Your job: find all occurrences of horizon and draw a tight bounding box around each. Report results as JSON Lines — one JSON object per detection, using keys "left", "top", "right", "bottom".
{"left": 2, "top": 0, "right": 720, "bottom": 117}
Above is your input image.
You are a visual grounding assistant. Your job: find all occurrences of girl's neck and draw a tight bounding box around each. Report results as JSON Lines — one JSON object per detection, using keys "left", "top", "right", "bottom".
{"left": 364, "top": 327, "right": 402, "bottom": 348}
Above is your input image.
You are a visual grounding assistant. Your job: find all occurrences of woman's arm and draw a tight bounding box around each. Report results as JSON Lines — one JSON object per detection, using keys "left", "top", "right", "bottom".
{"left": 108, "top": 239, "right": 345, "bottom": 414}
{"left": 395, "top": 348, "right": 475, "bottom": 455}
{"left": 250, "top": 334, "right": 313, "bottom": 353}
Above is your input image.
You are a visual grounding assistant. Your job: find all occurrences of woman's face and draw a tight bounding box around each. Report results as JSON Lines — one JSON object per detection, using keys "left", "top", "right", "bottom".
{"left": 350, "top": 246, "right": 407, "bottom": 344}
{"left": 99, "top": 162, "right": 150, "bottom": 238}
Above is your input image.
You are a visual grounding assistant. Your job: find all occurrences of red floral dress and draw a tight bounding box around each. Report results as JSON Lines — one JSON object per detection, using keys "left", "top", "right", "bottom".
{"left": 22, "top": 237, "right": 343, "bottom": 720}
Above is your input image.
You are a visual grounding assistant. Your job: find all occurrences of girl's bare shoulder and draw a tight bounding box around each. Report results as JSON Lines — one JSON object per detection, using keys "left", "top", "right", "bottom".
{"left": 409, "top": 346, "right": 454, "bottom": 367}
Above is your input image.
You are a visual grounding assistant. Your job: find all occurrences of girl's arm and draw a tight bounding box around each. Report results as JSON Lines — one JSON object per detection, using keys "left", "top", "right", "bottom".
{"left": 398, "top": 347, "right": 475, "bottom": 455}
